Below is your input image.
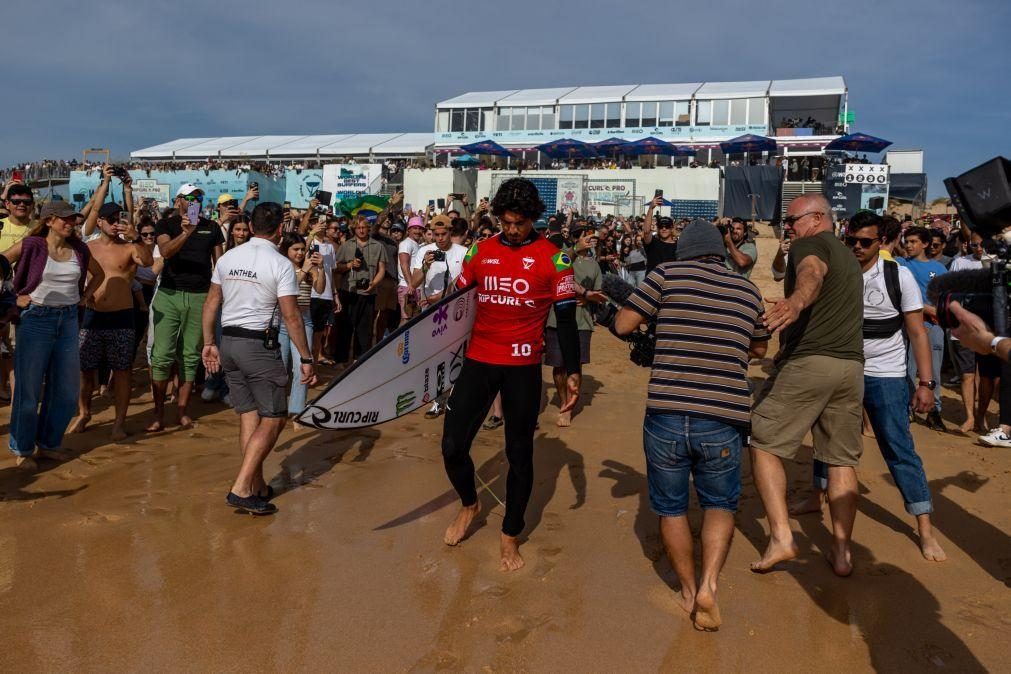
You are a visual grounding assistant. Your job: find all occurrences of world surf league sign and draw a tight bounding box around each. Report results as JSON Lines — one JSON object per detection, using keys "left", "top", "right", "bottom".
{"left": 321, "top": 164, "right": 383, "bottom": 202}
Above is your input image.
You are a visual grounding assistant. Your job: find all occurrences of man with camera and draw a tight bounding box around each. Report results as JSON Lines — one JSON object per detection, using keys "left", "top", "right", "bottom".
{"left": 790, "top": 211, "right": 946, "bottom": 562}
{"left": 751, "top": 194, "right": 864, "bottom": 577}
{"left": 333, "top": 214, "right": 387, "bottom": 363}
{"left": 150, "top": 184, "right": 225, "bottom": 431}
{"left": 612, "top": 218, "right": 770, "bottom": 630}
{"left": 643, "top": 196, "right": 678, "bottom": 273}
{"left": 201, "top": 202, "right": 316, "bottom": 516}
{"left": 721, "top": 218, "right": 758, "bottom": 280}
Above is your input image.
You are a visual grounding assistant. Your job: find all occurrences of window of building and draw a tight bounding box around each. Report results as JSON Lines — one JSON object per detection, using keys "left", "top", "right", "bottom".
{"left": 497, "top": 108, "right": 511, "bottom": 131}
{"left": 541, "top": 106, "right": 556, "bottom": 130}
{"left": 640, "top": 101, "right": 658, "bottom": 127}
{"left": 658, "top": 101, "right": 675, "bottom": 127}
{"left": 730, "top": 99, "right": 747, "bottom": 126}
{"left": 559, "top": 105, "right": 574, "bottom": 129}
{"left": 675, "top": 101, "right": 690, "bottom": 126}
{"left": 511, "top": 107, "right": 526, "bottom": 131}
{"left": 574, "top": 104, "right": 589, "bottom": 129}
{"left": 747, "top": 97, "right": 765, "bottom": 125}
{"left": 447, "top": 107, "right": 491, "bottom": 133}
{"left": 526, "top": 107, "right": 541, "bottom": 130}
{"left": 625, "top": 102, "right": 640, "bottom": 127}
{"left": 450, "top": 109, "right": 465, "bottom": 132}
{"left": 590, "top": 103, "right": 606, "bottom": 129}
{"left": 713, "top": 100, "right": 730, "bottom": 126}
{"left": 437, "top": 110, "right": 450, "bottom": 132}
{"left": 606, "top": 103, "right": 621, "bottom": 128}
{"left": 696, "top": 100, "right": 711, "bottom": 126}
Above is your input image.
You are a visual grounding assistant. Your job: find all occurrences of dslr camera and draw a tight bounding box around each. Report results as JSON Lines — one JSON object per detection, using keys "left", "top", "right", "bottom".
{"left": 432, "top": 250, "right": 446, "bottom": 262}
{"left": 928, "top": 156, "right": 1011, "bottom": 336}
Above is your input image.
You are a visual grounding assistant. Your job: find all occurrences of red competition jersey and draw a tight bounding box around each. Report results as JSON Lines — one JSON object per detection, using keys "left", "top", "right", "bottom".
{"left": 457, "top": 233, "right": 576, "bottom": 365}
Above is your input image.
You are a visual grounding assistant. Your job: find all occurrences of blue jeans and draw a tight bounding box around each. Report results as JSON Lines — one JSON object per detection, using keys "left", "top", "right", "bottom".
{"left": 627, "top": 269, "right": 646, "bottom": 287}
{"left": 907, "top": 322, "right": 943, "bottom": 412}
{"left": 813, "top": 375, "right": 932, "bottom": 515}
{"left": 10, "top": 305, "right": 81, "bottom": 456}
{"left": 279, "top": 307, "right": 313, "bottom": 415}
{"left": 642, "top": 413, "right": 744, "bottom": 517}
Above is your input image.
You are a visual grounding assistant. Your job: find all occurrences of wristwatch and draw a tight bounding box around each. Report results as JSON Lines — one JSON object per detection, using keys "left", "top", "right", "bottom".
{"left": 918, "top": 380, "right": 937, "bottom": 391}
{"left": 991, "top": 336, "right": 1009, "bottom": 353}
{"left": 300, "top": 356, "right": 314, "bottom": 365}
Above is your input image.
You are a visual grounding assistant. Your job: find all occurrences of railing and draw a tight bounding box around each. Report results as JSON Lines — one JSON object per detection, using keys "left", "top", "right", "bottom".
{"left": 1, "top": 164, "right": 73, "bottom": 183}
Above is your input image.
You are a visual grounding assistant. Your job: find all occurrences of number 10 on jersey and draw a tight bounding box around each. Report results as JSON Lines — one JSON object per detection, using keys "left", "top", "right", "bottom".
{"left": 511, "top": 343, "right": 532, "bottom": 357}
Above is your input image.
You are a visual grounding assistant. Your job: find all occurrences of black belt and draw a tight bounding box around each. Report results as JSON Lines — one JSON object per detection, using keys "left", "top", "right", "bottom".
{"left": 222, "top": 325, "right": 267, "bottom": 340}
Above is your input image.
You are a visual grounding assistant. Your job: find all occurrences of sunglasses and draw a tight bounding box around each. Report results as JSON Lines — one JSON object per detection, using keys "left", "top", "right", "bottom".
{"left": 140, "top": 232, "right": 156, "bottom": 238}
{"left": 783, "top": 211, "right": 824, "bottom": 226}
{"left": 182, "top": 194, "right": 203, "bottom": 203}
{"left": 7, "top": 198, "right": 33, "bottom": 206}
{"left": 844, "top": 236, "right": 879, "bottom": 248}
{"left": 968, "top": 243, "right": 980, "bottom": 249}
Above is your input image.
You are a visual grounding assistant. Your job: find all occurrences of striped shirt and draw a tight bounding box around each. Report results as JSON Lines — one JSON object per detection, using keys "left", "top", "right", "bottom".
{"left": 625, "top": 258, "right": 770, "bottom": 426}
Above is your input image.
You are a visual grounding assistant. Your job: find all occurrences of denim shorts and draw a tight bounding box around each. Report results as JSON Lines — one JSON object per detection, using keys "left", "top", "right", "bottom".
{"left": 643, "top": 413, "right": 744, "bottom": 517}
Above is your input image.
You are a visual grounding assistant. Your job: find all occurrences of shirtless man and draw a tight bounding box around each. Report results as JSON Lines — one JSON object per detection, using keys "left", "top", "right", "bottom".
{"left": 71, "top": 173, "right": 153, "bottom": 439}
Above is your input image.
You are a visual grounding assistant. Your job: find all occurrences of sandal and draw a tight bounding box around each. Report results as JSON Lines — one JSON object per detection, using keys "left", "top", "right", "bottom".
{"left": 482, "top": 416, "right": 503, "bottom": 430}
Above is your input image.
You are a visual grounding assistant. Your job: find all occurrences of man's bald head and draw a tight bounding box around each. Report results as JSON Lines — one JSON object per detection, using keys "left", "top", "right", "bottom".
{"left": 785, "top": 194, "right": 832, "bottom": 239}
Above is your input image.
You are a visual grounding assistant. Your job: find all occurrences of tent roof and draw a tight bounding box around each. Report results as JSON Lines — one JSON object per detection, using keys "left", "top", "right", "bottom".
{"left": 769, "top": 76, "right": 846, "bottom": 97}
{"left": 130, "top": 138, "right": 216, "bottom": 158}
{"left": 624, "top": 83, "right": 703, "bottom": 101}
{"left": 496, "top": 87, "right": 578, "bottom": 107}
{"left": 695, "top": 80, "right": 771, "bottom": 99}
{"left": 172, "top": 136, "right": 263, "bottom": 158}
{"left": 217, "top": 135, "right": 308, "bottom": 156}
{"left": 436, "top": 90, "right": 519, "bottom": 109}
{"left": 558, "top": 85, "right": 638, "bottom": 104}
{"left": 370, "top": 133, "right": 434, "bottom": 154}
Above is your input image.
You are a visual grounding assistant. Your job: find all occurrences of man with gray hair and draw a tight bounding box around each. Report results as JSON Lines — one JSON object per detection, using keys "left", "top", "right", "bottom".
{"left": 613, "top": 218, "right": 770, "bottom": 631}
{"left": 750, "top": 194, "right": 865, "bottom": 577}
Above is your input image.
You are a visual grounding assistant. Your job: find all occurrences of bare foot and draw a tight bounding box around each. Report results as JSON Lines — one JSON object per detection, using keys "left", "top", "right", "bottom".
{"left": 177, "top": 415, "right": 194, "bottom": 430}
{"left": 37, "top": 448, "right": 72, "bottom": 461}
{"left": 500, "top": 534, "right": 525, "bottom": 572}
{"left": 750, "top": 537, "right": 799, "bottom": 573}
{"left": 556, "top": 411, "right": 571, "bottom": 427}
{"left": 693, "top": 586, "right": 722, "bottom": 631}
{"left": 68, "top": 415, "right": 91, "bottom": 434}
{"left": 958, "top": 419, "right": 975, "bottom": 434}
{"left": 444, "top": 503, "right": 479, "bottom": 546}
{"left": 145, "top": 419, "right": 164, "bottom": 432}
{"left": 110, "top": 426, "right": 130, "bottom": 442}
{"left": 788, "top": 491, "right": 824, "bottom": 516}
{"left": 99, "top": 385, "right": 110, "bottom": 398}
{"left": 826, "top": 545, "right": 853, "bottom": 577}
{"left": 15, "top": 455, "right": 38, "bottom": 471}
{"left": 919, "top": 534, "right": 947, "bottom": 562}
{"left": 676, "top": 587, "right": 695, "bottom": 615}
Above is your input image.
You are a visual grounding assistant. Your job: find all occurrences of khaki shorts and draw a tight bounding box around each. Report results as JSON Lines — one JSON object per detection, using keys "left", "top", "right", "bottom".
{"left": 751, "top": 354, "right": 864, "bottom": 467}
{"left": 375, "top": 277, "right": 398, "bottom": 311}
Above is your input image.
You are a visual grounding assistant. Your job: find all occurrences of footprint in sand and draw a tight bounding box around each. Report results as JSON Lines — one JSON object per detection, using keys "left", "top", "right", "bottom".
{"left": 75, "top": 511, "right": 124, "bottom": 525}
{"left": 494, "top": 614, "right": 553, "bottom": 644}
{"left": 480, "top": 584, "right": 511, "bottom": 598}
{"left": 541, "top": 512, "right": 563, "bottom": 532}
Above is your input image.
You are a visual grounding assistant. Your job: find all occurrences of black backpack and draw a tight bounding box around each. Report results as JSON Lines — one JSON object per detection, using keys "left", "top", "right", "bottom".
{"left": 863, "top": 259, "right": 904, "bottom": 339}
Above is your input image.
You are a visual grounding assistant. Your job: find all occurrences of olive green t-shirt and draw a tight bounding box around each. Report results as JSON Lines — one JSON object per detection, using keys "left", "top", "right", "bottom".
{"left": 780, "top": 231, "right": 863, "bottom": 362}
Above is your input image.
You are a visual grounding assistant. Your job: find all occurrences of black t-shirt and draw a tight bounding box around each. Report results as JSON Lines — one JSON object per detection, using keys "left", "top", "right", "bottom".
{"left": 155, "top": 215, "right": 225, "bottom": 292}
{"left": 372, "top": 233, "right": 399, "bottom": 280}
{"left": 645, "top": 237, "right": 678, "bottom": 272}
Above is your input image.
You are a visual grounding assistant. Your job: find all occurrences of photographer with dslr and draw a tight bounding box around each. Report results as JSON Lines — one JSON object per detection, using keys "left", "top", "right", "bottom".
{"left": 720, "top": 218, "right": 758, "bottom": 279}
{"left": 333, "top": 214, "right": 388, "bottom": 364}
{"left": 611, "top": 218, "right": 769, "bottom": 631}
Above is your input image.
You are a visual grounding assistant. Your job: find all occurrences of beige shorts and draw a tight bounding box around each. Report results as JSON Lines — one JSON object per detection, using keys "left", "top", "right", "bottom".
{"left": 375, "top": 277, "right": 398, "bottom": 311}
{"left": 751, "top": 354, "right": 864, "bottom": 467}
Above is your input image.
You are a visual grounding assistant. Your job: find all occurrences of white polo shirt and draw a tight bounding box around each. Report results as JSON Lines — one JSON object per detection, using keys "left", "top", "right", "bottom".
{"left": 211, "top": 237, "right": 298, "bottom": 330}
{"left": 411, "top": 242, "right": 467, "bottom": 298}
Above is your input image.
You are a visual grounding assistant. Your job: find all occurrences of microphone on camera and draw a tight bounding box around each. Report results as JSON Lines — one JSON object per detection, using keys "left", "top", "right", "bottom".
{"left": 925, "top": 268, "right": 991, "bottom": 305}
{"left": 600, "top": 273, "right": 637, "bottom": 306}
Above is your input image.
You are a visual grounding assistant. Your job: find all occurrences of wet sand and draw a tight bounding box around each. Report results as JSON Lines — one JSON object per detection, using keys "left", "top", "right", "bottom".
{"left": 1, "top": 235, "right": 1008, "bottom": 672}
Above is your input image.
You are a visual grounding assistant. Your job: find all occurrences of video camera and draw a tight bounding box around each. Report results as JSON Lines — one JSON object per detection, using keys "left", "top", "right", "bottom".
{"left": 597, "top": 273, "right": 655, "bottom": 367}
{"left": 928, "top": 157, "right": 1011, "bottom": 334}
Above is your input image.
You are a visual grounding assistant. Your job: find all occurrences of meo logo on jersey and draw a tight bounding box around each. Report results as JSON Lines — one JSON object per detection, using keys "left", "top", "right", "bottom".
{"left": 483, "top": 277, "right": 530, "bottom": 295}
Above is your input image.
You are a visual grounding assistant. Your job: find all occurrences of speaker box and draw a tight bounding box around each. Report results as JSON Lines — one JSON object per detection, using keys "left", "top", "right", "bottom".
{"left": 955, "top": 157, "right": 1011, "bottom": 232}
{"left": 868, "top": 196, "right": 884, "bottom": 210}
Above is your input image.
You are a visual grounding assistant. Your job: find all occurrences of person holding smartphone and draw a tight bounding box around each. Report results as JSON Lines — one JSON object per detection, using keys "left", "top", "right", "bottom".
{"left": 642, "top": 195, "right": 678, "bottom": 273}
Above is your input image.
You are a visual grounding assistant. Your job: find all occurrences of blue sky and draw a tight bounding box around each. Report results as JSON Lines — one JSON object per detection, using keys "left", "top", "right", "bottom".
{"left": 4, "top": 0, "right": 1008, "bottom": 197}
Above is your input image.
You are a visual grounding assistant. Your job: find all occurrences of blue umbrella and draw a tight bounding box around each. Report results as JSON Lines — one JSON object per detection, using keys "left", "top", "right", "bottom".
{"left": 536, "top": 138, "right": 599, "bottom": 159}
{"left": 451, "top": 154, "right": 479, "bottom": 166}
{"left": 619, "top": 136, "right": 680, "bottom": 156}
{"left": 825, "top": 132, "right": 892, "bottom": 153}
{"left": 593, "top": 137, "right": 628, "bottom": 154}
{"left": 719, "top": 134, "right": 777, "bottom": 154}
{"left": 459, "top": 140, "right": 515, "bottom": 157}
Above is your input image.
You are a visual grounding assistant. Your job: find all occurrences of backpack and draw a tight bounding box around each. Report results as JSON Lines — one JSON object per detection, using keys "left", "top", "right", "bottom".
{"left": 863, "top": 259, "right": 904, "bottom": 339}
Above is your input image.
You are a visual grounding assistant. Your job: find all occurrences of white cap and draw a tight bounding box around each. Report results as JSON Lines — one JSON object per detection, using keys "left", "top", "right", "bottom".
{"left": 176, "top": 183, "right": 201, "bottom": 197}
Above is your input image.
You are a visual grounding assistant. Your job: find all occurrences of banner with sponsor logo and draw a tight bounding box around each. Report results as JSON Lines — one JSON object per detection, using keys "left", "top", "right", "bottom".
{"left": 68, "top": 170, "right": 285, "bottom": 212}
{"left": 434, "top": 124, "right": 769, "bottom": 146}
{"left": 284, "top": 169, "right": 324, "bottom": 208}
{"left": 297, "top": 286, "right": 478, "bottom": 430}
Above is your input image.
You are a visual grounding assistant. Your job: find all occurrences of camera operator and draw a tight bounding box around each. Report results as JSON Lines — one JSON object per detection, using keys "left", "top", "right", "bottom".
{"left": 409, "top": 215, "right": 468, "bottom": 419}
{"left": 333, "top": 214, "right": 388, "bottom": 364}
{"left": 611, "top": 218, "right": 769, "bottom": 631}
{"left": 440, "top": 178, "right": 580, "bottom": 573}
{"left": 201, "top": 202, "right": 316, "bottom": 516}
{"left": 720, "top": 218, "right": 758, "bottom": 279}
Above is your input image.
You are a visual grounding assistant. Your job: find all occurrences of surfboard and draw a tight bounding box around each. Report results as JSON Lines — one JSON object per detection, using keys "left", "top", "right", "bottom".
{"left": 296, "top": 285, "right": 478, "bottom": 430}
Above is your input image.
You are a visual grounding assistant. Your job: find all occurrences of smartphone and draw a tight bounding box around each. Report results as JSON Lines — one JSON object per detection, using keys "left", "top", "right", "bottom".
{"left": 316, "top": 190, "right": 332, "bottom": 206}
{"left": 654, "top": 189, "right": 663, "bottom": 198}
{"left": 428, "top": 199, "right": 435, "bottom": 208}
{"left": 250, "top": 181, "right": 259, "bottom": 191}
{"left": 186, "top": 201, "right": 200, "bottom": 225}
{"left": 451, "top": 193, "right": 465, "bottom": 200}
{"left": 311, "top": 244, "right": 320, "bottom": 254}
{"left": 437, "top": 198, "right": 446, "bottom": 210}
{"left": 405, "top": 203, "right": 413, "bottom": 212}
{"left": 283, "top": 201, "right": 292, "bottom": 209}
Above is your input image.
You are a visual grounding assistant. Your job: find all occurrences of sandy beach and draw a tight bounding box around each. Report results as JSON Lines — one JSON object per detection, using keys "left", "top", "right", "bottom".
{"left": 1, "top": 235, "right": 1008, "bottom": 672}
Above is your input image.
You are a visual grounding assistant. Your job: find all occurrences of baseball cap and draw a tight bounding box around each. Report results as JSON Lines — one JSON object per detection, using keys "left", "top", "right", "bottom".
{"left": 658, "top": 216, "right": 674, "bottom": 228}
{"left": 217, "top": 193, "right": 237, "bottom": 205}
{"left": 429, "top": 214, "right": 453, "bottom": 228}
{"left": 98, "top": 202, "right": 123, "bottom": 219}
{"left": 176, "top": 183, "right": 202, "bottom": 197}
{"left": 39, "top": 201, "right": 79, "bottom": 220}
{"left": 533, "top": 219, "right": 549, "bottom": 231}
{"left": 407, "top": 216, "right": 424, "bottom": 230}
{"left": 391, "top": 223, "right": 405, "bottom": 233}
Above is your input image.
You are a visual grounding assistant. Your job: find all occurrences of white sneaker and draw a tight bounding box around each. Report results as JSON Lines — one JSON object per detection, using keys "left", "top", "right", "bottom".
{"left": 424, "top": 402, "right": 444, "bottom": 419}
{"left": 978, "top": 428, "right": 1011, "bottom": 447}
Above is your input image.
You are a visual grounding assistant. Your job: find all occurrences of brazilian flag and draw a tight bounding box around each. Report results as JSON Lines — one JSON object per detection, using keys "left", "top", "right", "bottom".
{"left": 338, "top": 195, "right": 389, "bottom": 218}
{"left": 551, "top": 250, "right": 572, "bottom": 271}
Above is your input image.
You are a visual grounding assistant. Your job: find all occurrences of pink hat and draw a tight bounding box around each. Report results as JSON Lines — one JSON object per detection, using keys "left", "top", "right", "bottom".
{"left": 407, "top": 216, "right": 424, "bottom": 229}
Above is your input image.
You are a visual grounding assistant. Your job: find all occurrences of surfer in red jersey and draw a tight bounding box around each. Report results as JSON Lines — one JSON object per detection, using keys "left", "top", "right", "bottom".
{"left": 440, "top": 178, "right": 581, "bottom": 571}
